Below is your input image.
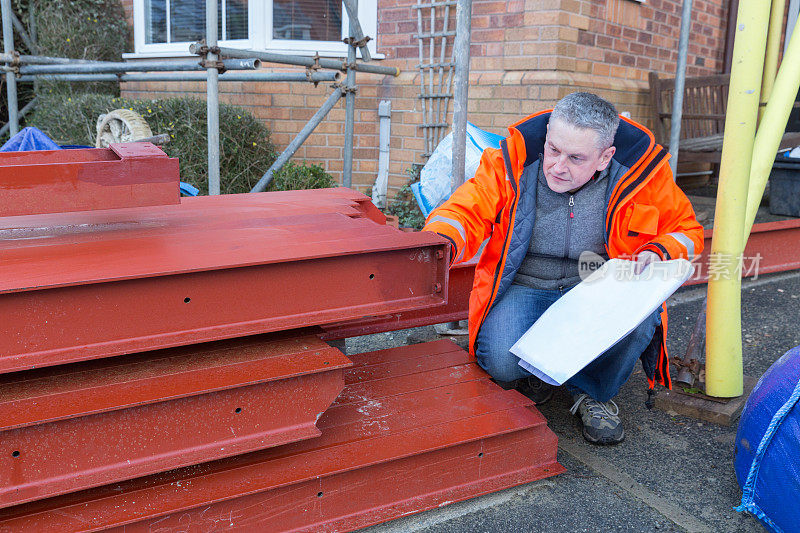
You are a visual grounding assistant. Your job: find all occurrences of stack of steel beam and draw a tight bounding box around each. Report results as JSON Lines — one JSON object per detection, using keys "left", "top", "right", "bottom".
{"left": 0, "top": 144, "right": 561, "bottom": 531}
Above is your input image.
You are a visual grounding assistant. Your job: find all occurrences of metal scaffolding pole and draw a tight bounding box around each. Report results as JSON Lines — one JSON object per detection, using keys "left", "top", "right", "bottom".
{"left": 0, "top": 2, "right": 393, "bottom": 200}
{"left": 250, "top": 88, "right": 345, "bottom": 193}
{"left": 18, "top": 72, "right": 339, "bottom": 83}
{"left": 0, "top": 95, "right": 35, "bottom": 137}
{"left": 1, "top": 0, "right": 19, "bottom": 136}
{"left": 668, "top": 0, "right": 694, "bottom": 176}
{"left": 205, "top": 0, "right": 220, "bottom": 196}
{"left": 19, "top": 58, "right": 260, "bottom": 74}
{"left": 9, "top": 10, "right": 34, "bottom": 52}
{"left": 342, "top": 0, "right": 358, "bottom": 188}
{"left": 342, "top": 0, "right": 371, "bottom": 61}
{"left": 451, "top": 0, "right": 472, "bottom": 194}
{"left": 197, "top": 44, "right": 399, "bottom": 77}
{"left": 0, "top": 53, "right": 100, "bottom": 64}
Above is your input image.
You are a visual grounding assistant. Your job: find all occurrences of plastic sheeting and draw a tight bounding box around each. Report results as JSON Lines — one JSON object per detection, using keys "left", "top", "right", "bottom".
{"left": 734, "top": 345, "right": 800, "bottom": 533}
{"left": 411, "top": 122, "right": 504, "bottom": 217}
{"left": 0, "top": 127, "right": 61, "bottom": 152}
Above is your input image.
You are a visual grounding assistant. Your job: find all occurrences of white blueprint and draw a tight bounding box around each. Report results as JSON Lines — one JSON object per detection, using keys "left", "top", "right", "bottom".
{"left": 511, "top": 258, "right": 694, "bottom": 386}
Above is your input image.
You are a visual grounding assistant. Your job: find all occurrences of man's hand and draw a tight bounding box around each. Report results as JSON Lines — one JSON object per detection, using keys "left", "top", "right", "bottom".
{"left": 634, "top": 251, "right": 661, "bottom": 275}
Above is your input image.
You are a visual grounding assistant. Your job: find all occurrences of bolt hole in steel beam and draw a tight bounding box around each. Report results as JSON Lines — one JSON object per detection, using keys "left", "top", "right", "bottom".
{"left": 317, "top": 492, "right": 324, "bottom": 498}
{"left": 478, "top": 452, "right": 483, "bottom": 457}
{"left": 235, "top": 407, "right": 242, "bottom": 414}
{"left": 369, "top": 273, "right": 375, "bottom": 280}
{"left": 184, "top": 297, "right": 191, "bottom": 303}
{"left": 11, "top": 451, "right": 19, "bottom": 458}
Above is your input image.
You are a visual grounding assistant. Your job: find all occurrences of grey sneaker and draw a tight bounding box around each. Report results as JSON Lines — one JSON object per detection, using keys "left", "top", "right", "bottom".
{"left": 518, "top": 376, "right": 554, "bottom": 405}
{"left": 569, "top": 394, "right": 625, "bottom": 445}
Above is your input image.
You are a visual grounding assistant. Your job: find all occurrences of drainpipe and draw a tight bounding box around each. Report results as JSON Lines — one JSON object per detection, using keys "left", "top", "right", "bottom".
{"left": 373, "top": 100, "right": 392, "bottom": 209}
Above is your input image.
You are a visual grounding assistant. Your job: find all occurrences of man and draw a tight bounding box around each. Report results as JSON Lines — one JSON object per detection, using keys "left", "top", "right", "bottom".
{"left": 423, "top": 92, "right": 703, "bottom": 445}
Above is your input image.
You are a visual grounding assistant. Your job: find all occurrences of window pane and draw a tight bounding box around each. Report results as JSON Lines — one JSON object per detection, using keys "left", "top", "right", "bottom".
{"left": 273, "top": 0, "right": 342, "bottom": 41}
{"left": 144, "top": 0, "right": 248, "bottom": 44}
{"left": 144, "top": 0, "right": 167, "bottom": 44}
{"left": 170, "top": 0, "right": 205, "bottom": 42}
{"left": 226, "top": 0, "right": 248, "bottom": 40}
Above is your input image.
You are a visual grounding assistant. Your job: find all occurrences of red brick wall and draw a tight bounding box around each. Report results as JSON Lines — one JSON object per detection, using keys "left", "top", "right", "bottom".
{"left": 121, "top": 0, "right": 133, "bottom": 23}
{"left": 119, "top": 0, "right": 730, "bottom": 199}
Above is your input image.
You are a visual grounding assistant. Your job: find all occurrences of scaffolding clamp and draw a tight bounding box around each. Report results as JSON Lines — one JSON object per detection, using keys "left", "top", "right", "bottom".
{"left": 343, "top": 36, "right": 371, "bottom": 48}
{"left": 5, "top": 51, "right": 20, "bottom": 77}
{"left": 195, "top": 44, "right": 226, "bottom": 73}
{"left": 304, "top": 53, "right": 322, "bottom": 86}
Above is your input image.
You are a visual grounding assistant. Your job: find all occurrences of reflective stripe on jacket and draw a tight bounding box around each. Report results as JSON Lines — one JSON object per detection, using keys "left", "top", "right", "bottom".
{"left": 423, "top": 111, "right": 705, "bottom": 390}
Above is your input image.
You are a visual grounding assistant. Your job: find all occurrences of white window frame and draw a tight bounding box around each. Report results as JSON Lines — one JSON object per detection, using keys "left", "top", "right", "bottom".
{"left": 130, "top": 0, "right": 378, "bottom": 58}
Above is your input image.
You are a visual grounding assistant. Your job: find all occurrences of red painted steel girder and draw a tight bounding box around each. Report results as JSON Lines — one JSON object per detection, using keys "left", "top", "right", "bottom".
{"left": 0, "top": 143, "right": 179, "bottom": 217}
{"left": 322, "top": 219, "right": 800, "bottom": 339}
{"left": 0, "top": 333, "right": 350, "bottom": 508}
{"left": 178, "top": 186, "right": 389, "bottom": 225}
{"left": 0, "top": 330, "right": 344, "bottom": 430}
{"left": 0, "top": 191, "right": 449, "bottom": 374}
{"left": 322, "top": 259, "right": 475, "bottom": 340}
{"left": 685, "top": 219, "right": 800, "bottom": 285}
{"left": 0, "top": 340, "right": 562, "bottom": 532}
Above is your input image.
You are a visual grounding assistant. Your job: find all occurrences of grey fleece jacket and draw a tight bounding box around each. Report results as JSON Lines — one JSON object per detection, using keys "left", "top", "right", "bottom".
{"left": 512, "top": 160, "right": 620, "bottom": 290}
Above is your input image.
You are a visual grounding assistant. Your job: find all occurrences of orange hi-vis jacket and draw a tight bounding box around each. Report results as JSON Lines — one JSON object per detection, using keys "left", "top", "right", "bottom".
{"left": 423, "top": 111, "right": 705, "bottom": 391}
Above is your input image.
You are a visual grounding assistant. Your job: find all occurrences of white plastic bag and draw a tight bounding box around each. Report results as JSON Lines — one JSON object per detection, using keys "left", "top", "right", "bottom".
{"left": 411, "top": 122, "right": 503, "bottom": 217}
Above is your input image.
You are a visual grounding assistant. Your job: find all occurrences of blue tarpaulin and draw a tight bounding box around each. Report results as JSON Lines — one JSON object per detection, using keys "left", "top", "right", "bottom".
{"left": 0, "top": 127, "right": 61, "bottom": 152}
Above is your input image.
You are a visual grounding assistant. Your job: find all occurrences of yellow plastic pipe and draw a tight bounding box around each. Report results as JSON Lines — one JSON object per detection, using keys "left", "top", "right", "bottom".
{"left": 706, "top": 0, "right": 770, "bottom": 398}
{"left": 744, "top": 19, "right": 800, "bottom": 239}
{"left": 759, "top": 0, "right": 786, "bottom": 121}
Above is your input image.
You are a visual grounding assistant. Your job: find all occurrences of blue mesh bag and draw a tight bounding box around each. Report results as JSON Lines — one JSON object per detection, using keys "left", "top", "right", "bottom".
{"left": 734, "top": 345, "right": 800, "bottom": 532}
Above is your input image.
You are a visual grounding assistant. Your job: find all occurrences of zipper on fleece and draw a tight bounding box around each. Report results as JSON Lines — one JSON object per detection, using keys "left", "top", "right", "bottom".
{"left": 561, "top": 194, "right": 574, "bottom": 279}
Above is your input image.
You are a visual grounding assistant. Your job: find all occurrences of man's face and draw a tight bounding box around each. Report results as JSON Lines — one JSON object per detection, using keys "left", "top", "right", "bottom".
{"left": 542, "top": 118, "right": 616, "bottom": 194}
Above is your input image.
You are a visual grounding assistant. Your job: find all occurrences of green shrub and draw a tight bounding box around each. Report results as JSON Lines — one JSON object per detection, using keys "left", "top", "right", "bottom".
{"left": 33, "top": 0, "right": 130, "bottom": 96}
{"left": 384, "top": 166, "right": 426, "bottom": 229}
{"left": 29, "top": 92, "right": 335, "bottom": 195}
{"left": 1, "top": 0, "right": 129, "bottom": 136}
{"left": 271, "top": 161, "right": 336, "bottom": 191}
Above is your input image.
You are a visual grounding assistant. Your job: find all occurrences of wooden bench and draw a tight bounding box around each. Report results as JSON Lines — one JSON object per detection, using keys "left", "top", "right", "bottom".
{"left": 648, "top": 72, "right": 800, "bottom": 163}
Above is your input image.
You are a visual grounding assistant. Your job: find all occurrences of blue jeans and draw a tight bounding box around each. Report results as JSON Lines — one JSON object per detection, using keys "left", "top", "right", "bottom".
{"left": 474, "top": 283, "right": 661, "bottom": 402}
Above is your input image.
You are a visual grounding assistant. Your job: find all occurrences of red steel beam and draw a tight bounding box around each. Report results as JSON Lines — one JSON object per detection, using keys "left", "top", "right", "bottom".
{"left": 0, "top": 341, "right": 563, "bottom": 532}
{"left": 323, "top": 219, "right": 800, "bottom": 338}
{"left": 0, "top": 333, "right": 350, "bottom": 508}
{"left": 0, "top": 194, "right": 449, "bottom": 374}
{"left": 685, "top": 219, "right": 800, "bottom": 285}
{"left": 0, "top": 331, "right": 345, "bottom": 431}
{"left": 322, "top": 259, "right": 474, "bottom": 340}
{"left": 0, "top": 143, "right": 179, "bottom": 217}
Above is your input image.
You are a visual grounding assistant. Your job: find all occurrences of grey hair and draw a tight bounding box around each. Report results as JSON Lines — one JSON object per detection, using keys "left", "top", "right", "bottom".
{"left": 550, "top": 92, "right": 620, "bottom": 150}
